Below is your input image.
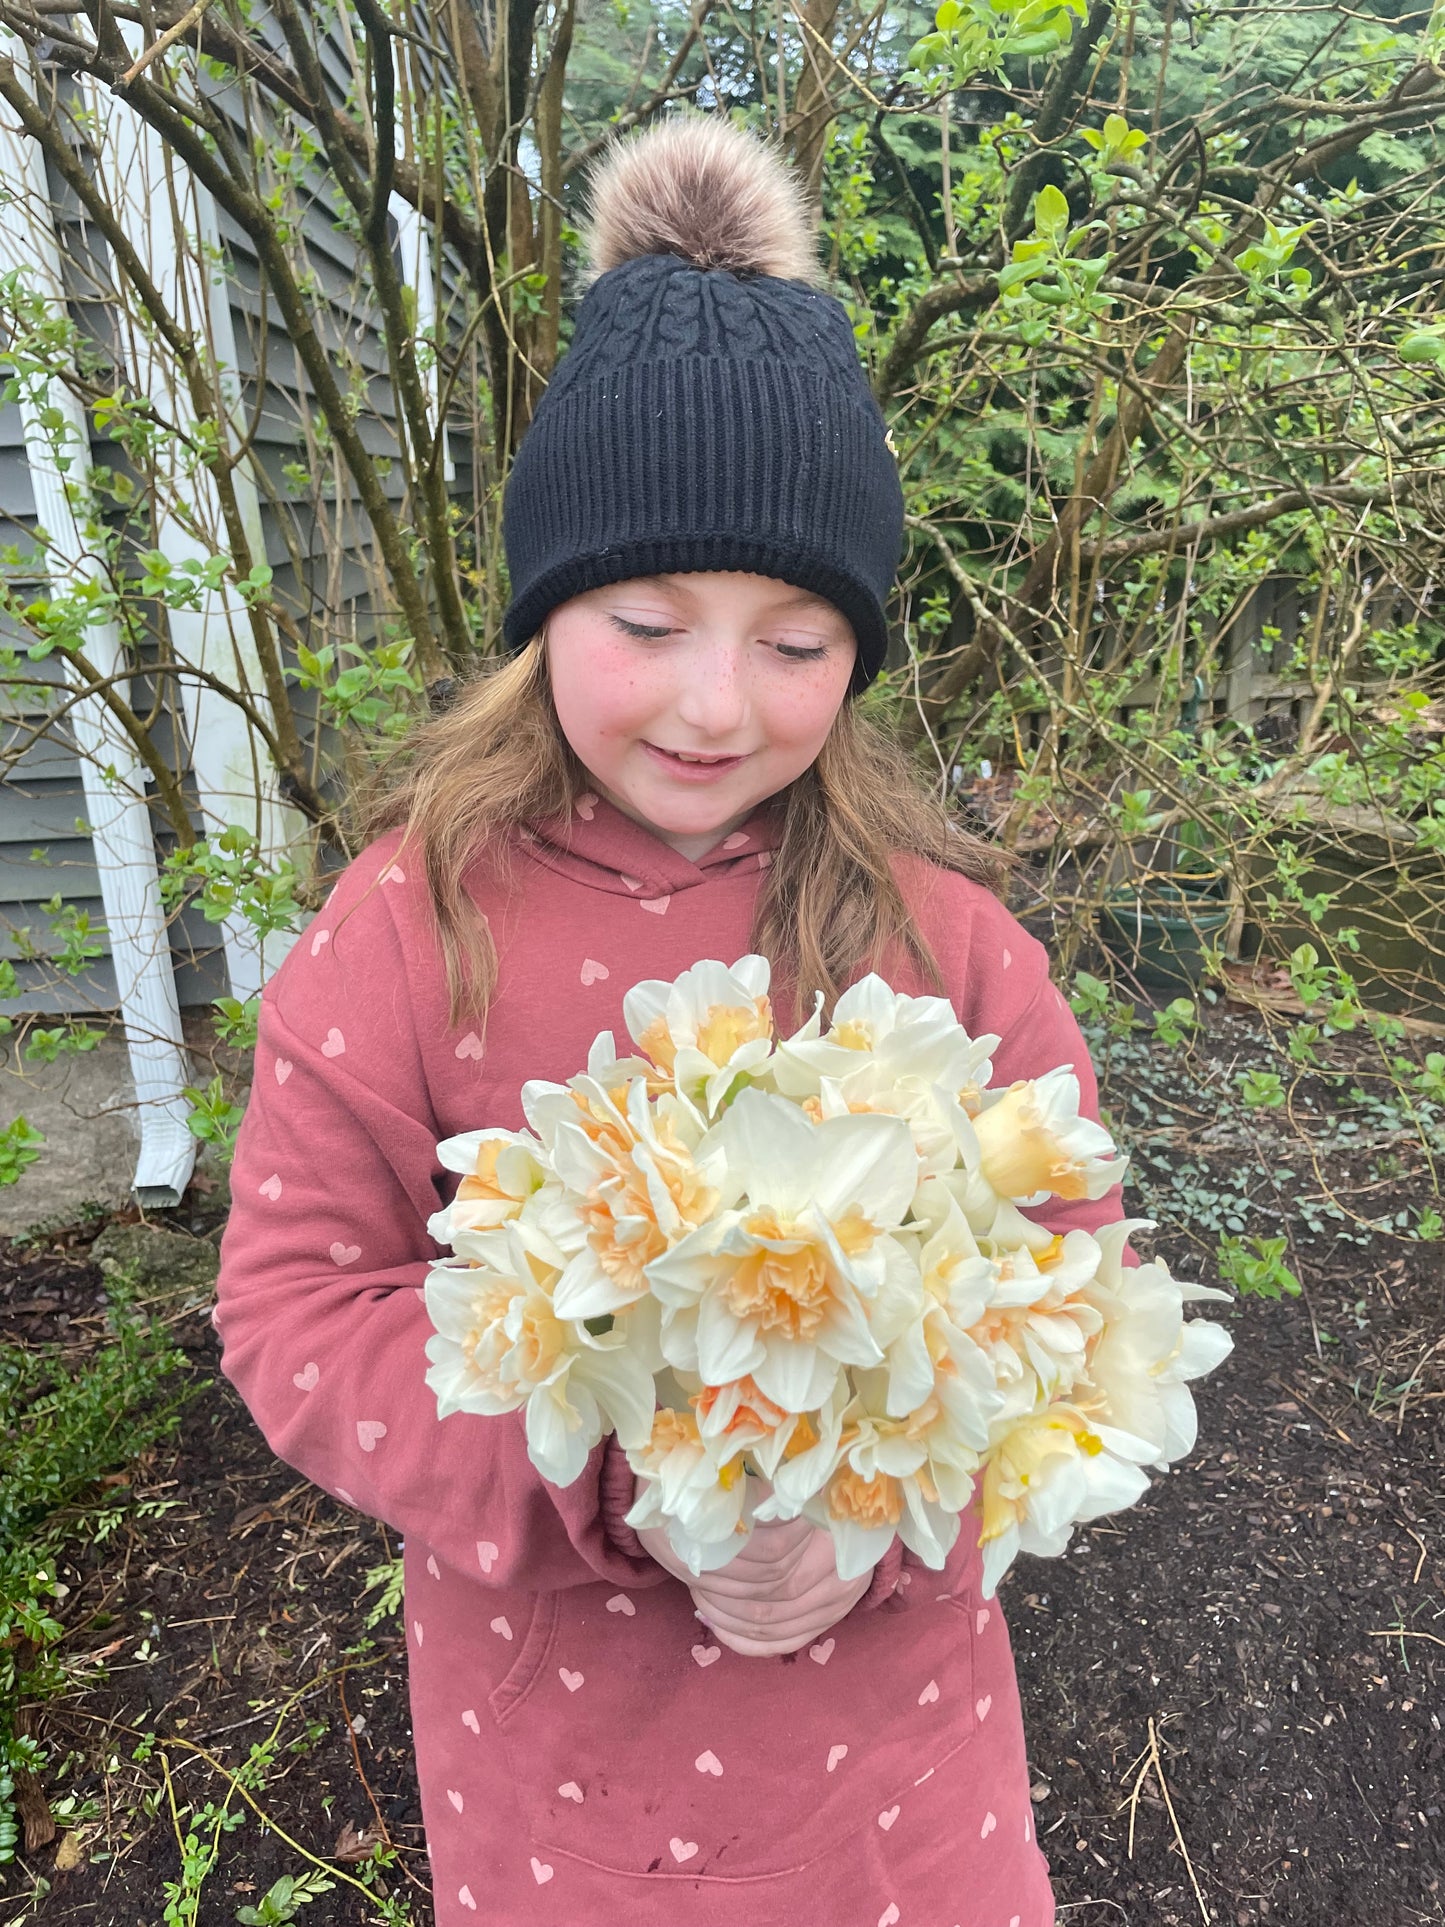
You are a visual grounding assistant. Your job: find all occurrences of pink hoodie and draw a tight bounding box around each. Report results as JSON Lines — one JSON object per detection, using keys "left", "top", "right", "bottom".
{"left": 216, "top": 792, "right": 1124, "bottom": 1927}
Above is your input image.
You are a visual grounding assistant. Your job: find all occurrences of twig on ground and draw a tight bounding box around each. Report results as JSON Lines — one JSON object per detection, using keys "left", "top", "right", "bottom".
{"left": 1123, "top": 1716, "right": 1210, "bottom": 1924}
{"left": 1402, "top": 1524, "right": 1428, "bottom": 1584}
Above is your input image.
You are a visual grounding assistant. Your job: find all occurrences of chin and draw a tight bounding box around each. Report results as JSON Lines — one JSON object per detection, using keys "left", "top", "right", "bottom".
{"left": 628, "top": 785, "right": 761, "bottom": 832}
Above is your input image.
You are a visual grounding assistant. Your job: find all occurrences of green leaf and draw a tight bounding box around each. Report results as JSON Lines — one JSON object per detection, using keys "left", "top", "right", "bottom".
{"left": 1033, "top": 183, "right": 1070, "bottom": 241}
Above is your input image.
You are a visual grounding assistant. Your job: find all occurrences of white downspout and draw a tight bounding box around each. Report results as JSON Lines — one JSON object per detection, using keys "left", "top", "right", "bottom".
{"left": 0, "top": 46, "right": 196, "bottom": 1206}
{"left": 86, "top": 41, "right": 304, "bottom": 1005}
{"left": 390, "top": 192, "right": 454, "bottom": 484}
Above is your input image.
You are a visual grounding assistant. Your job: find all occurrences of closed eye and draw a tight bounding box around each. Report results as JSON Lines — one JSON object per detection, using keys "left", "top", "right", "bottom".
{"left": 611, "top": 616, "right": 674, "bottom": 640}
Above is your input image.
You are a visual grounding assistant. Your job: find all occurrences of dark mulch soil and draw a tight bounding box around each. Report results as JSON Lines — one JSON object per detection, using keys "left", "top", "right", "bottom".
{"left": 0, "top": 1248, "right": 430, "bottom": 1927}
{"left": 1, "top": 1004, "right": 1441, "bottom": 1926}
{"left": 1016, "top": 1230, "right": 1443, "bottom": 1927}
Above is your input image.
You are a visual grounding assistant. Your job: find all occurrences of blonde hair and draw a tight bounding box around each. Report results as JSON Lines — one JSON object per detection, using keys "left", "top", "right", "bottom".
{"left": 362, "top": 637, "right": 1010, "bottom": 1034}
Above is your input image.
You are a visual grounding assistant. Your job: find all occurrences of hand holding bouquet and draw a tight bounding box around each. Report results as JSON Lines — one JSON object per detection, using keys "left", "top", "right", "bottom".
{"left": 423, "top": 958, "right": 1233, "bottom": 1597}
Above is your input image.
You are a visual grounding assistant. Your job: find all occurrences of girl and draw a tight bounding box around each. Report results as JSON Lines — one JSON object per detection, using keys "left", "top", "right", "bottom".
{"left": 215, "top": 114, "right": 1124, "bottom": 1927}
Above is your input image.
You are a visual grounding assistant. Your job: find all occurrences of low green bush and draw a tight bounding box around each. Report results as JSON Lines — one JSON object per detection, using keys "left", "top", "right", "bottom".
{"left": 0, "top": 1272, "right": 195, "bottom": 1863}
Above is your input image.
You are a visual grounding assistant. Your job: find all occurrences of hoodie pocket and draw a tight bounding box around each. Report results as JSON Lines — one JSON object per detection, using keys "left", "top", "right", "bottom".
{"left": 490, "top": 1569, "right": 978, "bottom": 1880}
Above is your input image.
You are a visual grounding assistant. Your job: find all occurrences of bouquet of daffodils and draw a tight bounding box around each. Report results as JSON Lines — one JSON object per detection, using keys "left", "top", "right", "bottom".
{"left": 423, "top": 958, "right": 1233, "bottom": 1597}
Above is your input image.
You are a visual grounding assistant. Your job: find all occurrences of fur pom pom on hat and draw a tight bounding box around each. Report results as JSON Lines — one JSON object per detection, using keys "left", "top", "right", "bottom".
{"left": 577, "top": 112, "right": 824, "bottom": 287}
{"left": 501, "top": 113, "right": 905, "bottom": 693}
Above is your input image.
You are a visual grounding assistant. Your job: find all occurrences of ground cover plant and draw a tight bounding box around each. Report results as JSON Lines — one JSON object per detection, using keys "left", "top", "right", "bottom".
{"left": 0, "top": 988, "right": 1440, "bottom": 1926}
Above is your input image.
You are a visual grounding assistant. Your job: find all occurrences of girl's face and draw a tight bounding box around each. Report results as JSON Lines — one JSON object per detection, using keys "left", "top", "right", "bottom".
{"left": 545, "top": 572, "right": 856, "bottom": 860}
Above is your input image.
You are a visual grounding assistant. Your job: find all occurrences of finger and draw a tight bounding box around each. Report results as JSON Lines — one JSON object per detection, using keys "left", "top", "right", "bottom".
{"left": 693, "top": 1574, "right": 861, "bottom": 1634}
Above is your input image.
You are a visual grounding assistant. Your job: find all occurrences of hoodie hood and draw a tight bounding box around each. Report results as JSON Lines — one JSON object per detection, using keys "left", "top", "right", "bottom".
{"left": 517, "top": 786, "right": 784, "bottom": 901}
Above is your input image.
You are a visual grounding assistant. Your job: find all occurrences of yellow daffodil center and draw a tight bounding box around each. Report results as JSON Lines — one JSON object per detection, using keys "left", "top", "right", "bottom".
{"left": 508, "top": 1292, "right": 568, "bottom": 1382}
{"left": 569, "top": 1088, "right": 635, "bottom": 1163}
{"left": 979, "top": 1408, "right": 1104, "bottom": 1542}
{"left": 690, "top": 1376, "right": 790, "bottom": 1440}
{"left": 653, "top": 1115, "right": 719, "bottom": 1227}
{"left": 832, "top": 1018, "right": 873, "bottom": 1051}
{"left": 721, "top": 1205, "right": 877, "bottom": 1340}
{"left": 696, "top": 997, "right": 772, "bottom": 1066}
{"left": 457, "top": 1139, "right": 511, "bottom": 1203}
{"left": 639, "top": 998, "right": 772, "bottom": 1075}
{"left": 827, "top": 1465, "right": 903, "bottom": 1528}
{"left": 972, "top": 1083, "right": 1090, "bottom": 1200}
{"left": 717, "top": 1454, "right": 746, "bottom": 1490}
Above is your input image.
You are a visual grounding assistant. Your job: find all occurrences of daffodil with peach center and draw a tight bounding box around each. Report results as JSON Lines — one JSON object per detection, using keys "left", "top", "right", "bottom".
{"left": 690, "top": 1373, "right": 817, "bottom": 1478}
{"left": 550, "top": 1083, "right": 721, "bottom": 1323}
{"left": 647, "top": 1088, "right": 921, "bottom": 1412}
{"left": 828, "top": 1463, "right": 904, "bottom": 1529}
{"left": 624, "top": 956, "right": 777, "bottom": 1114}
{"left": 719, "top": 1205, "right": 876, "bottom": 1341}
{"left": 424, "top": 1213, "right": 656, "bottom": 1486}
{"left": 758, "top": 1376, "right": 965, "bottom": 1579}
{"left": 965, "top": 1067, "right": 1128, "bottom": 1205}
{"left": 430, "top": 1127, "right": 550, "bottom": 1250}
{"left": 977, "top": 1400, "right": 1157, "bottom": 1596}
{"left": 624, "top": 1402, "right": 768, "bottom": 1573}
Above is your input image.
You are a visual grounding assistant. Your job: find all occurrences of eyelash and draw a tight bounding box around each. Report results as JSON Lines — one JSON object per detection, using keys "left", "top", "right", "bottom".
{"left": 609, "top": 616, "right": 828, "bottom": 661}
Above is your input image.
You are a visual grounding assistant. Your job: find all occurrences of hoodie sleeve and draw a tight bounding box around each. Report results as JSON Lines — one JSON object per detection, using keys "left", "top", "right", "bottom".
{"left": 214, "top": 841, "right": 665, "bottom": 1596}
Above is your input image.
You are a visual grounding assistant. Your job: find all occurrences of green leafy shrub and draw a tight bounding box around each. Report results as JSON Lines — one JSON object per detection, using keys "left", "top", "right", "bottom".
{"left": 0, "top": 1280, "right": 195, "bottom": 1862}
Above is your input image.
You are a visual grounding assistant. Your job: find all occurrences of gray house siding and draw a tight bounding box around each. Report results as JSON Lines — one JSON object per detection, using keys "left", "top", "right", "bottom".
{"left": 1, "top": 43, "right": 471, "bottom": 1016}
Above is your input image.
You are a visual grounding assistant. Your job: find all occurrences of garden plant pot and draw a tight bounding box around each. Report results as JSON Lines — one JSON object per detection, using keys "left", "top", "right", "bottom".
{"left": 1099, "top": 875, "right": 1232, "bottom": 993}
{"left": 1241, "top": 828, "right": 1445, "bottom": 1021}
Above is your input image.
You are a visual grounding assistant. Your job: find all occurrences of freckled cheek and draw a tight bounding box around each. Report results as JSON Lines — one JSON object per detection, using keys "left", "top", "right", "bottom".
{"left": 554, "top": 644, "right": 661, "bottom": 748}
{"left": 759, "top": 668, "right": 847, "bottom": 753}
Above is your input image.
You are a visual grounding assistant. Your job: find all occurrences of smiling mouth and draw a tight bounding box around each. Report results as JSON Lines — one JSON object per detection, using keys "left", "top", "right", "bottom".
{"left": 646, "top": 744, "right": 746, "bottom": 765}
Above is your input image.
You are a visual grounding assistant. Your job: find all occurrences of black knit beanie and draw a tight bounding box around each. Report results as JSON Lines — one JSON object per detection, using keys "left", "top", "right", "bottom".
{"left": 500, "top": 117, "right": 904, "bottom": 694}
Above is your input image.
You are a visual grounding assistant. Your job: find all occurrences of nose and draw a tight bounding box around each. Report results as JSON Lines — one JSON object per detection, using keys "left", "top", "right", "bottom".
{"left": 673, "top": 638, "right": 750, "bottom": 740}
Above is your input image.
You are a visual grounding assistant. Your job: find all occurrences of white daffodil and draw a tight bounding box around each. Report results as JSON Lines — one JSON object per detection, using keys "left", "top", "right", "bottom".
{"left": 861, "top": 1232, "right": 936, "bottom": 1417}
{"left": 645, "top": 1087, "right": 920, "bottom": 1410}
{"left": 956, "top": 1066, "right": 1129, "bottom": 1207}
{"left": 978, "top": 1402, "right": 1158, "bottom": 1597}
{"left": 751, "top": 1372, "right": 851, "bottom": 1515}
{"left": 908, "top": 1183, "right": 1013, "bottom": 1441}
{"left": 548, "top": 1079, "right": 721, "bottom": 1321}
{"left": 774, "top": 974, "right": 997, "bottom": 1116}
{"left": 958, "top": 1231, "right": 1107, "bottom": 1415}
{"left": 623, "top": 1405, "right": 767, "bottom": 1573}
{"left": 1077, "top": 1220, "right": 1235, "bottom": 1465}
{"left": 757, "top": 1373, "right": 965, "bottom": 1580}
{"left": 428, "top": 1127, "right": 550, "bottom": 1249}
{"left": 623, "top": 955, "right": 776, "bottom": 1115}
{"left": 688, "top": 1372, "right": 818, "bottom": 1480}
{"left": 422, "top": 1216, "right": 655, "bottom": 1487}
